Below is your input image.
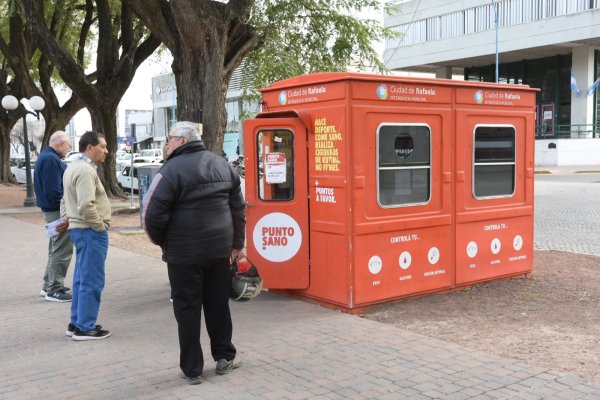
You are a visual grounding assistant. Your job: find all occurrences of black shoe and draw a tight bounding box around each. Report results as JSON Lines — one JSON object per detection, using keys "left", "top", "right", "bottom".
{"left": 216, "top": 358, "right": 241, "bottom": 375}
{"left": 41, "top": 287, "right": 70, "bottom": 297}
{"left": 66, "top": 323, "right": 103, "bottom": 337}
{"left": 45, "top": 290, "right": 72, "bottom": 303}
{"left": 72, "top": 327, "right": 111, "bottom": 341}
{"left": 181, "top": 373, "right": 202, "bottom": 385}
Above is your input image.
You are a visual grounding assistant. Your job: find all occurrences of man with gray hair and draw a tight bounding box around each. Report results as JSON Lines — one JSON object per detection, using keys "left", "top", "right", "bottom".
{"left": 34, "top": 131, "right": 73, "bottom": 302}
{"left": 143, "top": 121, "right": 245, "bottom": 384}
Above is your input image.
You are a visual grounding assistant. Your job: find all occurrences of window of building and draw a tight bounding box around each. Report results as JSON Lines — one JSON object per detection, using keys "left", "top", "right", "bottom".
{"left": 257, "top": 129, "right": 294, "bottom": 201}
{"left": 473, "top": 126, "right": 516, "bottom": 198}
{"left": 166, "top": 106, "right": 177, "bottom": 132}
{"left": 377, "top": 124, "right": 431, "bottom": 207}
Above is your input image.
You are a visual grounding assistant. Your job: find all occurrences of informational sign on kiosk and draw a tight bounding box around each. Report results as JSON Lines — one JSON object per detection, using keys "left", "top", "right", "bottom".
{"left": 264, "top": 152, "right": 287, "bottom": 183}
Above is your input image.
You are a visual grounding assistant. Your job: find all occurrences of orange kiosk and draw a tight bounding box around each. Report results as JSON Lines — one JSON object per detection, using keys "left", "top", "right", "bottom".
{"left": 243, "top": 72, "right": 536, "bottom": 312}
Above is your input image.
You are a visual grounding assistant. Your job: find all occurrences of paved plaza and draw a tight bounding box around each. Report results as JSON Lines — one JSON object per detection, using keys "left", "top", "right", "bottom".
{"left": 1, "top": 167, "right": 600, "bottom": 399}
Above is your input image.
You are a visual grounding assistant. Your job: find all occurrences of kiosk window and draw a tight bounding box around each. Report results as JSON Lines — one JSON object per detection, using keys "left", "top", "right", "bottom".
{"left": 377, "top": 125, "right": 431, "bottom": 207}
{"left": 257, "top": 129, "right": 294, "bottom": 201}
{"left": 473, "top": 126, "right": 515, "bottom": 198}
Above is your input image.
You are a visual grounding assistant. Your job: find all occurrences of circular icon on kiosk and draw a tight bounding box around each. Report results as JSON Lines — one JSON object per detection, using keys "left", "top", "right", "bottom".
{"left": 474, "top": 90, "right": 484, "bottom": 104}
{"left": 491, "top": 238, "right": 501, "bottom": 255}
{"left": 399, "top": 251, "right": 412, "bottom": 270}
{"left": 513, "top": 235, "right": 523, "bottom": 251}
{"left": 253, "top": 213, "right": 302, "bottom": 262}
{"left": 428, "top": 247, "right": 440, "bottom": 265}
{"left": 376, "top": 84, "right": 388, "bottom": 100}
{"left": 278, "top": 90, "right": 287, "bottom": 105}
{"left": 467, "top": 241, "right": 478, "bottom": 258}
{"left": 368, "top": 256, "right": 383, "bottom": 275}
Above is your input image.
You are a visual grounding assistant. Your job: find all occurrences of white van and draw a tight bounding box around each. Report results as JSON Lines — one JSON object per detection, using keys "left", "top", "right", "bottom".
{"left": 137, "top": 148, "right": 163, "bottom": 163}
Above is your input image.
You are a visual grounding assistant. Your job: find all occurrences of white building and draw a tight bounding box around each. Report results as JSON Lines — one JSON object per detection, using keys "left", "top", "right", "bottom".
{"left": 384, "top": 0, "right": 600, "bottom": 165}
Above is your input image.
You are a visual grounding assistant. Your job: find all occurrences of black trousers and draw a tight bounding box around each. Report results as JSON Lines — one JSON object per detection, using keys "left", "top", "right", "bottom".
{"left": 167, "top": 258, "right": 236, "bottom": 377}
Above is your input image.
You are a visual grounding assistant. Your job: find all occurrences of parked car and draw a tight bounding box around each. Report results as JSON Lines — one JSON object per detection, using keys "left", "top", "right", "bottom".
{"left": 64, "top": 151, "right": 80, "bottom": 163}
{"left": 115, "top": 152, "right": 139, "bottom": 171}
{"left": 136, "top": 148, "right": 163, "bottom": 163}
{"left": 117, "top": 163, "right": 160, "bottom": 193}
{"left": 11, "top": 160, "right": 35, "bottom": 184}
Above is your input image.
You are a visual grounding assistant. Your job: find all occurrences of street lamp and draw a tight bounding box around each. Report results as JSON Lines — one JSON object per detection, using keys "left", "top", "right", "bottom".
{"left": 492, "top": 0, "right": 499, "bottom": 83}
{"left": 2, "top": 95, "right": 45, "bottom": 207}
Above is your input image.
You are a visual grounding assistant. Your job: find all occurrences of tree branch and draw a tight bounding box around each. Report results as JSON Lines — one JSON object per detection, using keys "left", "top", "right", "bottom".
{"left": 94, "top": 0, "right": 114, "bottom": 82}
{"left": 224, "top": 23, "right": 260, "bottom": 75}
{"left": 77, "top": 0, "right": 94, "bottom": 65}
{"left": 227, "top": 0, "right": 254, "bottom": 22}
{"left": 21, "top": 0, "right": 98, "bottom": 105}
{"left": 123, "top": 0, "right": 177, "bottom": 51}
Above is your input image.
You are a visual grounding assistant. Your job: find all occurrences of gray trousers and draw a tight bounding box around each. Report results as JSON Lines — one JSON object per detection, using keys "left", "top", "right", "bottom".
{"left": 42, "top": 211, "right": 73, "bottom": 295}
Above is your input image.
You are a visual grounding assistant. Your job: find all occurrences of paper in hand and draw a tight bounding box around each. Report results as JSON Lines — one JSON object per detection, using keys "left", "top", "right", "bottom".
{"left": 44, "top": 219, "right": 63, "bottom": 238}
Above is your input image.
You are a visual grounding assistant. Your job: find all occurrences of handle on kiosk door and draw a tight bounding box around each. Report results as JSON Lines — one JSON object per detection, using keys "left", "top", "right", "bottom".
{"left": 246, "top": 202, "right": 256, "bottom": 207}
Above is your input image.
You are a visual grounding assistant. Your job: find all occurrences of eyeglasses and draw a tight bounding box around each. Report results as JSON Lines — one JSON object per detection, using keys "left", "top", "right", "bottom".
{"left": 167, "top": 135, "right": 184, "bottom": 142}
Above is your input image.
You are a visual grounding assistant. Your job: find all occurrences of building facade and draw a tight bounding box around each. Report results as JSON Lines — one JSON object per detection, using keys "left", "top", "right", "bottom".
{"left": 384, "top": 0, "right": 600, "bottom": 148}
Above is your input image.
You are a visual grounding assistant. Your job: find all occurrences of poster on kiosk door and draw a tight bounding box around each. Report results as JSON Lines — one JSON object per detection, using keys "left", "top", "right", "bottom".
{"left": 264, "top": 152, "right": 287, "bottom": 183}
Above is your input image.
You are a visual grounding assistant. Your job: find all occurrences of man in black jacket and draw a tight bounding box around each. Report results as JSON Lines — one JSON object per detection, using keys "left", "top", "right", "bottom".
{"left": 142, "top": 121, "right": 245, "bottom": 385}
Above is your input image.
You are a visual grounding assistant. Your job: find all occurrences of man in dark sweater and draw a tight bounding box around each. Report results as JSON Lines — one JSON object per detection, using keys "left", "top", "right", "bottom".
{"left": 34, "top": 131, "right": 73, "bottom": 302}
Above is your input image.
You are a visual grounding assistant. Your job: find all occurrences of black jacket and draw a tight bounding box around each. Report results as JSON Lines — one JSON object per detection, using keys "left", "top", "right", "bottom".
{"left": 142, "top": 140, "right": 245, "bottom": 264}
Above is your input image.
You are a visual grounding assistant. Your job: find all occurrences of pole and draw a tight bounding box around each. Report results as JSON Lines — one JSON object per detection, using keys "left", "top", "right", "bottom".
{"left": 21, "top": 114, "right": 36, "bottom": 207}
{"left": 493, "top": 0, "right": 499, "bottom": 83}
{"left": 130, "top": 124, "right": 136, "bottom": 208}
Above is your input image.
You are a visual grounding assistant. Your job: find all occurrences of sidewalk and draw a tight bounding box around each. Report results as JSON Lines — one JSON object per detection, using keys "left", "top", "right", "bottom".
{"left": 535, "top": 165, "right": 600, "bottom": 174}
{"left": 1, "top": 215, "right": 599, "bottom": 399}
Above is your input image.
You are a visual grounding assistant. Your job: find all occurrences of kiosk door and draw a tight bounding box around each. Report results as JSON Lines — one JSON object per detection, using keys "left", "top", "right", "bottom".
{"left": 243, "top": 118, "right": 310, "bottom": 289}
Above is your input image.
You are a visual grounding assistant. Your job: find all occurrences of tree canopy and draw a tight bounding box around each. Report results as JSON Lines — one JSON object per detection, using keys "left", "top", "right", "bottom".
{"left": 22, "top": 0, "right": 161, "bottom": 194}
{"left": 0, "top": 0, "right": 86, "bottom": 182}
{"left": 243, "top": 0, "right": 391, "bottom": 101}
{"left": 124, "top": 0, "right": 392, "bottom": 153}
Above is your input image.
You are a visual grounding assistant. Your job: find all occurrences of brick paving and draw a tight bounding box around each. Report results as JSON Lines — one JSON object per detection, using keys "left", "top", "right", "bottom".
{"left": 1, "top": 212, "right": 600, "bottom": 399}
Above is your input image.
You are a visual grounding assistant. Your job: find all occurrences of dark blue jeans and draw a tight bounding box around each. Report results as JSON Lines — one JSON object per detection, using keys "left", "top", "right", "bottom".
{"left": 69, "top": 228, "right": 109, "bottom": 332}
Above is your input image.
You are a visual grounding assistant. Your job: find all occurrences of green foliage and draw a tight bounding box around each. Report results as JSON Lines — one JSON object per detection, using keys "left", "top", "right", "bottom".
{"left": 241, "top": 0, "right": 398, "bottom": 105}
{"left": 0, "top": 0, "right": 95, "bottom": 89}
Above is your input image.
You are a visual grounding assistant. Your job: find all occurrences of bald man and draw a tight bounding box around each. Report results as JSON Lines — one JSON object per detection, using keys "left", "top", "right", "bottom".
{"left": 34, "top": 131, "right": 74, "bottom": 302}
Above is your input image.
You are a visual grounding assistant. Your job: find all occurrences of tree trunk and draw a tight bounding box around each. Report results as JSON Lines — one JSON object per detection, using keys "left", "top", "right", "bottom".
{"left": 173, "top": 46, "right": 227, "bottom": 154}
{"left": 89, "top": 104, "right": 121, "bottom": 196}
{"left": 0, "top": 115, "right": 20, "bottom": 183}
{"left": 0, "top": 124, "right": 15, "bottom": 183}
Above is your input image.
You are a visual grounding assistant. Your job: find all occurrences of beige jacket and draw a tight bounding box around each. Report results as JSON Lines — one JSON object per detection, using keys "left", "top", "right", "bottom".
{"left": 61, "top": 159, "right": 111, "bottom": 232}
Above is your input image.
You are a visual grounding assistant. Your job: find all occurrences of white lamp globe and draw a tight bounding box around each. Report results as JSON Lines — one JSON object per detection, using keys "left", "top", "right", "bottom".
{"left": 1, "top": 95, "right": 19, "bottom": 111}
{"left": 29, "top": 96, "right": 45, "bottom": 111}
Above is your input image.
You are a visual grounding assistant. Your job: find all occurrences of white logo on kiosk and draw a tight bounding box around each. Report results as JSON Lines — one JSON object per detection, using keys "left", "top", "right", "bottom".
{"left": 467, "top": 241, "right": 478, "bottom": 258}
{"left": 253, "top": 213, "right": 302, "bottom": 262}
{"left": 491, "top": 238, "right": 501, "bottom": 255}
{"left": 399, "top": 251, "right": 412, "bottom": 270}
{"left": 368, "top": 256, "right": 383, "bottom": 275}
{"left": 513, "top": 235, "right": 523, "bottom": 251}
{"left": 428, "top": 247, "right": 440, "bottom": 265}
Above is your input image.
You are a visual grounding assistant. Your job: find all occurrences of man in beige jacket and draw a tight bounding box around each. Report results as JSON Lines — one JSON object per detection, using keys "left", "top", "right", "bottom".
{"left": 61, "top": 131, "right": 111, "bottom": 340}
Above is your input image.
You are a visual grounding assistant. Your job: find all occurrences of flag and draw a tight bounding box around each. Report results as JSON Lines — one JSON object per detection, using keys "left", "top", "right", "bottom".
{"left": 570, "top": 69, "right": 581, "bottom": 96}
{"left": 586, "top": 77, "right": 600, "bottom": 97}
